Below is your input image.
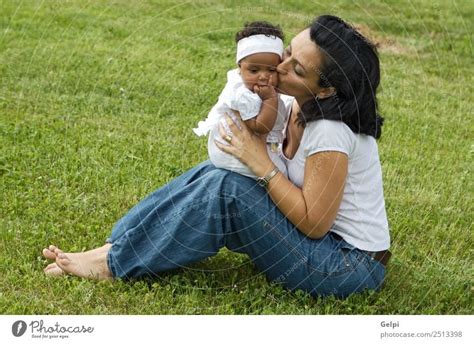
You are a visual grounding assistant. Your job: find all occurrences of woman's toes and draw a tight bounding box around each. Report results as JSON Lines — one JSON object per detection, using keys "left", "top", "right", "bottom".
{"left": 44, "top": 263, "right": 65, "bottom": 277}
{"left": 42, "top": 248, "right": 57, "bottom": 260}
{"left": 56, "top": 253, "right": 71, "bottom": 266}
{"left": 44, "top": 262, "right": 57, "bottom": 271}
{"left": 53, "top": 247, "right": 64, "bottom": 256}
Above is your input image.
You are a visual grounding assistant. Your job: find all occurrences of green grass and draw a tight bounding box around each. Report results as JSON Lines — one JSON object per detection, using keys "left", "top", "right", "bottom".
{"left": 1, "top": 0, "right": 472, "bottom": 314}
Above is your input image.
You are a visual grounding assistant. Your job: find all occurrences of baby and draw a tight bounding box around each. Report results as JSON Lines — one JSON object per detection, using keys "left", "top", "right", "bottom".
{"left": 193, "top": 21, "right": 293, "bottom": 179}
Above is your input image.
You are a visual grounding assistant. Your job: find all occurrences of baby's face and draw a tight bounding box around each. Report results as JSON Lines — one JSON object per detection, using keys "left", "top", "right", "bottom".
{"left": 239, "top": 52, "right": 280, "bottom": 91}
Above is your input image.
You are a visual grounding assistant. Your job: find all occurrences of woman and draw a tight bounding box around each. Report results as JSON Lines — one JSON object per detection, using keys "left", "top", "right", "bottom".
{"left": 42, "top": 15, "right": 391, "bottom": 298}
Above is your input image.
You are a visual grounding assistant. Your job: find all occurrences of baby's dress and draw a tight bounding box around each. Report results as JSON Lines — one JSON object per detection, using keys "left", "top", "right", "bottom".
{"left": 193, "top": 68, "right": 293, "bottom": 179}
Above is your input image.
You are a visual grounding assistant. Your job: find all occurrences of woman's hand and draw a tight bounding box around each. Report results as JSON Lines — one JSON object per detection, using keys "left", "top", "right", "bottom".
{"left": 214, "top": 111, "right": 276, "bottom": 177}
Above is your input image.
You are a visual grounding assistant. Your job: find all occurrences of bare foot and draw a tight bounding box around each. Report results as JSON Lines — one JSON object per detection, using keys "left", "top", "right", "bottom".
{"left": 43, "top": 245, "right": 65, "bottom": 277}
{"left": 43, "top": 244, "right": 114, "bottom": 280}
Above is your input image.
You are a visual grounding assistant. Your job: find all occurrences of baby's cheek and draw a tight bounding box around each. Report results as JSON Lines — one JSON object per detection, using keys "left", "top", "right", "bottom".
{"left": 271, "top": 73, "right": 279, "bottom": 86}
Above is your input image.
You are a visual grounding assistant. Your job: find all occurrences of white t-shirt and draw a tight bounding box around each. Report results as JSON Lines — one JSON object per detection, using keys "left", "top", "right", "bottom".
{"left": 192, "top": 69, "right": 292, "bottom": 144}
{"left": 279, "top": 116, "right": 390, "bottom": 252}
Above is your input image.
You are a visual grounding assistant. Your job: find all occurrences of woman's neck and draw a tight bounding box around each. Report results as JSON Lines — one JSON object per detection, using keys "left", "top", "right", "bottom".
{"left": 294, "top": 96, "right": 311, "bottom": 108}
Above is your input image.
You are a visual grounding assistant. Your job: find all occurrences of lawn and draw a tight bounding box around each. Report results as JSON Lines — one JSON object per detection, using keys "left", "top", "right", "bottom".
{"left": 0, "top": 0, "right": 472, "bottom": 314}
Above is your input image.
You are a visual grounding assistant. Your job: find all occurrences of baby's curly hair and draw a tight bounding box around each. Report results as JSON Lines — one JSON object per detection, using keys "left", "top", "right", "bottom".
{"left": 235, "top": 21, "right": 284, "bottom": 43}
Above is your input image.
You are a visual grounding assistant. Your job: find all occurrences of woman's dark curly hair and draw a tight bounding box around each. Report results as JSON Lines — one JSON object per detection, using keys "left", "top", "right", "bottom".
{"left": 296, "top": 15, "right": 384, "bottom": 139}
{"left": 235, "top": 21, "right": 284, "bottom": 43}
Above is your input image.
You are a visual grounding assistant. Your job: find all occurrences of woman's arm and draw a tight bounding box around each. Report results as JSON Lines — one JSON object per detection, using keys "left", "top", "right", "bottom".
{"left": 265, "top": 151, "right": 347, "bottom": 239}
{"left": 215, "top": 110, "right": 347, "bottom": 239}
{"left": 268, "top": 100, "right": 347, "bottom": 238}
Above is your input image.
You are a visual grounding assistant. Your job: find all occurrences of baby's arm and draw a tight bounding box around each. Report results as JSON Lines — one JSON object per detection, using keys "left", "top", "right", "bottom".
{"left": 245, "top": 81, "right": 278, "bottom": 135}
{"left": 245, "top": 95, "right": 277, "bottom": 135}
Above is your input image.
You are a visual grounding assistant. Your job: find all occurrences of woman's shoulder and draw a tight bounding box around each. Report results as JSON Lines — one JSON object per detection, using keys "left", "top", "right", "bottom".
{"left": 303, "top": 119, "right": 357, "bottom": 157}
{"left": 304, "top": 119, "right": 356, "bottom": 143}
{"left": 306, "top": 119, "right": 353, "bottom": 132}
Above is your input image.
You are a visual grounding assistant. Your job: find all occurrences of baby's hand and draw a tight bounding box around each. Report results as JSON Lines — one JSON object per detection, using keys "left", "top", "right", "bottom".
{"left": 253, "top": 75, "right": 277, "bottom": 101}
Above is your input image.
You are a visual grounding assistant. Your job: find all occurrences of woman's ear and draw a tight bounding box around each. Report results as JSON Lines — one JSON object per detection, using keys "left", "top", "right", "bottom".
{"left": 317, "top": 86, "right": 336, "bottom": 99}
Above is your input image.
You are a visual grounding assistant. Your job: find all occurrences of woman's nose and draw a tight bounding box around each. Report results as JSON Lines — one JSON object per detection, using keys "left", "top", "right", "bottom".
{"left": 276, "top": 60, "right": 289, "bottom": 75}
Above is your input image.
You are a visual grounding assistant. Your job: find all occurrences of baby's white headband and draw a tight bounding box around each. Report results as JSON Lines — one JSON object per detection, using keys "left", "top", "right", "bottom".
{"left": 236, "top": 34, "right": 284, "bottom": 63}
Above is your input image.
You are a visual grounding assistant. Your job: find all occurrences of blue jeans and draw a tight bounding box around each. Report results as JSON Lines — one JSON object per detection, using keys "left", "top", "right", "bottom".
{"left": 106, "top": 160, "right": 385, "bottom": 298}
